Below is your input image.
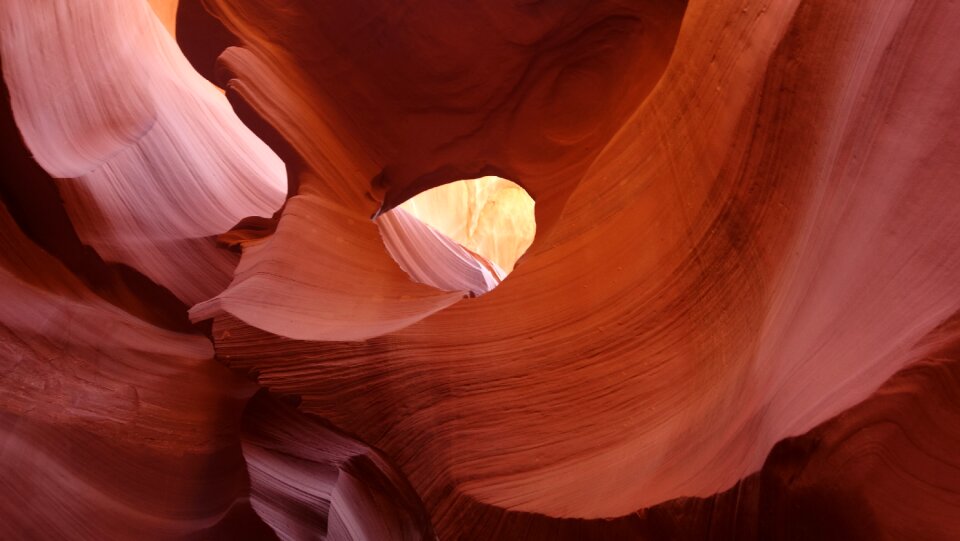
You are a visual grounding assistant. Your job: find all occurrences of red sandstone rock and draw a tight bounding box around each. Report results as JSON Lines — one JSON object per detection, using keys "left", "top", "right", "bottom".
{"left": 0, "top": 199, "right": 264, "bottom": 539}
{"left": 199, "top": 0, "right": 960, "bottom": 521}
{"left": 1, "top": 0, "right": 959, "bottom": 539}
{"left": 241, "top": 391, "right": 435, "bottom": 541}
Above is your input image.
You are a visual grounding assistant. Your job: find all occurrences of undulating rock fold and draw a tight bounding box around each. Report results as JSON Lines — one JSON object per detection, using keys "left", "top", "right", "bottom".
{"left": 189, "top": 192, "right": 465, "bottom": 341}
{"left": 213, "top": 313, "right": 960, "bottom": 540}
{"left": 0, "top": 199, "right": 274, "bottom": 540}
{"left": 0, "top": 71, "right": 193, "bottom": 332}
{"left": 199, "top": 0, "right": 688, "bottom": 227}
{"left": 241, "top": 391, "right": 436, "bottom": 541}
{"left": 377, "top": 206, "right": 502, "bottom": 295}
{"left": 0, "top": 0, "right": 286, "bottom": 304}
{"left": 201, "top": 0, "right": 960, "bottom": 522}
{"left": 1, "top": 0, "right": 959, "bottom": 538}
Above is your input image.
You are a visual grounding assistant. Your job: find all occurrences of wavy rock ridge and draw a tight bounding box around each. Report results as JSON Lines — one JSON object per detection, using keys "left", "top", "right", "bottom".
{"left": 1, "top": 0, "right": 959, "bottom": 539}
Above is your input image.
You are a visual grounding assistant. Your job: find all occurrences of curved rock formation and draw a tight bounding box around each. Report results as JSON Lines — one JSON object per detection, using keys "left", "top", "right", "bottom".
{"left": 199, "top": 0, "right": 960, "bottom": 521}
{"left": 0, "top": 0, "right": 286, "bottom": 304}
{"left": 1, "top": 0, "right": 959, "bottom": 539}
{"left": 377, "top": 206, "right": 503, "bottom": 295}
{"left": 241, "top": 391, "right": 435, "bottom": 541}
{"left": 0, "top": 197, "right": 262, "bottom": 539}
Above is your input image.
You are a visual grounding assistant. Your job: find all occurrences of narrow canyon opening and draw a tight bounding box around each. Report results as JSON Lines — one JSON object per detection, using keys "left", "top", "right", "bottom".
{"left": 377, "top": 176, "right": 536, "bottom": 296}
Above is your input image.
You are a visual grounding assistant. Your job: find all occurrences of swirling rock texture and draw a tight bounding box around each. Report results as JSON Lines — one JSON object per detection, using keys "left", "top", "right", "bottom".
{"left": 1, "top": 0, "right": 959, "bottom": 539}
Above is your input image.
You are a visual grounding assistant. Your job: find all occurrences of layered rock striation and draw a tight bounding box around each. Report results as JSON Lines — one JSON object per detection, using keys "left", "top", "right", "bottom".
{"left": 1, "top": 0, "right": 959, "bottom": 539}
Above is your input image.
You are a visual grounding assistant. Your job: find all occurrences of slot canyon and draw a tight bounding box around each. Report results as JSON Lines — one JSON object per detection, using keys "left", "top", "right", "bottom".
{"left": 1, "top": 0, "right": 959, "bottom": 539}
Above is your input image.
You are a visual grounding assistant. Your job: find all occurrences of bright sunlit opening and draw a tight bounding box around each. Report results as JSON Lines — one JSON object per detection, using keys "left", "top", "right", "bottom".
{"left": 378, "top": 176, "right": 536, "bottom": 295}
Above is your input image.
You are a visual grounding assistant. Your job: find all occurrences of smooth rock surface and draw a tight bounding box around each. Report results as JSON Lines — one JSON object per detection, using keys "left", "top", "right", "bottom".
{"left": 1, "top": 0, "right": 958, "bottom": 539}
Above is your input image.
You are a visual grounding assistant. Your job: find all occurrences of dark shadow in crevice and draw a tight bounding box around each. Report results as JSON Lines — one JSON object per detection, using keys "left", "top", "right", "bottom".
{"left": 176, "top": 0, "right": 240, "bottom": 84}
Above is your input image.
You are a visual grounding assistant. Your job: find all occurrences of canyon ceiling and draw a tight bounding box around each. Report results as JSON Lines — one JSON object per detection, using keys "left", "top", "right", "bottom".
{"left": 1, "top": 0, "right": 959, "bottom": 540}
